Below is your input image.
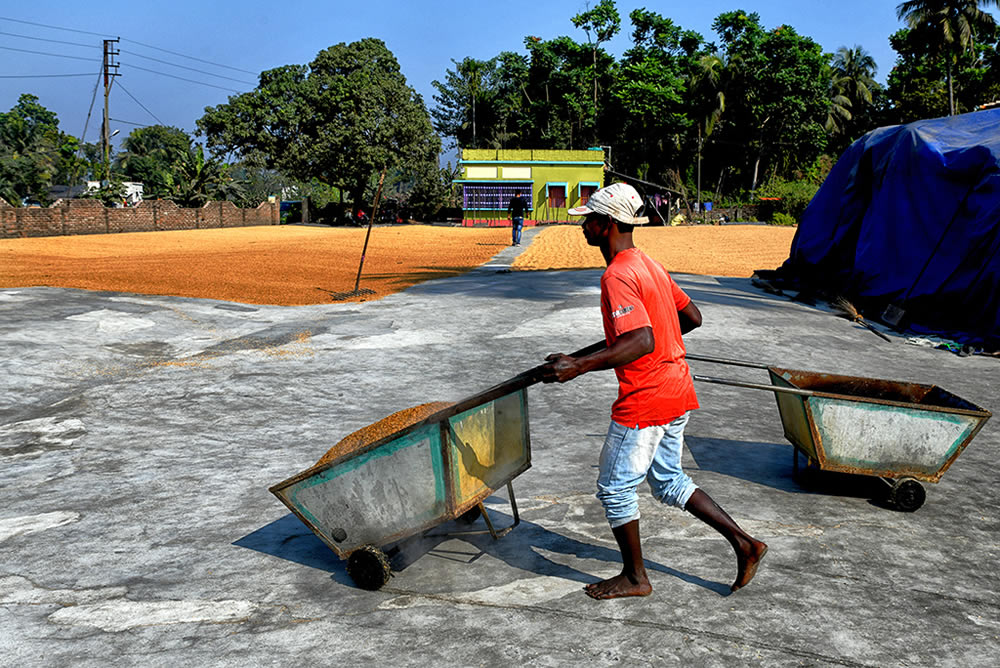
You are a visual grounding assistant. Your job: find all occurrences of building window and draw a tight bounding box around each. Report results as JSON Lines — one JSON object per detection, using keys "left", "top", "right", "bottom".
{"left": 578, "top": 182, "right": 600, "bottom": 205}
{"left": 462, "top": 183, "right": 532, "bottom": 210}
{"left": 546, "top": 183, "right": 567, "bottom": 208}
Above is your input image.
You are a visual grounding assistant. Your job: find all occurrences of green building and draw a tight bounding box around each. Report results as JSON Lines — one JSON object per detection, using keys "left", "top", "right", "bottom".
{"left": 456, "top": 148, "right": 606, "bottom": 226}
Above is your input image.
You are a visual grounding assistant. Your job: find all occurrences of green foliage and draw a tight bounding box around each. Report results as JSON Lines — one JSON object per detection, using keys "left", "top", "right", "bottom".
{"left": 118, "top": 125, "right": 193, "bottom": 199}
{"left": 771, "top": 212, "right": 798, "bottom": 226}
{"left": 886, "top": 20, "right": 1000, "bottom": 122}
{"left": 80, "top": 177, "right": 127, "bottom": 207}
{"left": 895, "top": 1, "right": 1000, "bottom": 115}
{"left": 167, "top": 144, "right": 233, "bottom": 207}
{"left": 710, "top": 14, "right": 831, "bottom": 191}
{"left": 0, "top": 94, "right": 84, "bottom": 205}
{"left": 571, "top": 0, "right": 621, "bottom": 115}
{"left": 199, "top": 38, "right": 440, "bottom": 214}
{"left": 431, "top": 57, "right": 501, "bottom": 149}
{"left": 756, "top": 177, "right": 821, "bottom": 219}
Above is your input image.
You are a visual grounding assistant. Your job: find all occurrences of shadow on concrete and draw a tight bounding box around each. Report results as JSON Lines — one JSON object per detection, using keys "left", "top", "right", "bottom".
{"left": 678, "top": 277, "right": 799, "bottom": 312}
{"left": 451, "top": 505, "right": 732, "bottom": 596}
{"left": 405, "top": 268, "right": 605, "bottom": 303}
{"left": 687, "top": 435, "right": 886, "bottom": 501}
{"left": 234, "top": 507, "right": 730, "bottom": 596}
{"left": 232, "top": 514, "right": 353, "bottom": 587}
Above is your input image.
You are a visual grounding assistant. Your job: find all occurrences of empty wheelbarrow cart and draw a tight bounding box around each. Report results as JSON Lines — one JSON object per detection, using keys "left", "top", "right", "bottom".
{"left": 269, "top": 343, "right": 604, "bottom": 590}
{"left": 688, "top": 354, "right": 991, "bottom": 511}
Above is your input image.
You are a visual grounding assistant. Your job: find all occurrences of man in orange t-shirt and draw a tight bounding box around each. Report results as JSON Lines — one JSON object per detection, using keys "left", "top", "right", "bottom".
{"left": 541, "top": 182, "right": 767, "bottom": 600}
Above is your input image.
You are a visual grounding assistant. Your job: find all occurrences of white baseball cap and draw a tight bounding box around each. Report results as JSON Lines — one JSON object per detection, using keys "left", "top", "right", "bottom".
{"left": 568, "top": 182, "right": 649, "bottom": 225}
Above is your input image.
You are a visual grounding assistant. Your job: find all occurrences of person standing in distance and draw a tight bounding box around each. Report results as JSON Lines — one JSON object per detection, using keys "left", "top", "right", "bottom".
{"left": 507, "top": 191, "right": 529, "bottom": 246}
{"left": 541, "top": 182, "right": 767, "bottom": 599}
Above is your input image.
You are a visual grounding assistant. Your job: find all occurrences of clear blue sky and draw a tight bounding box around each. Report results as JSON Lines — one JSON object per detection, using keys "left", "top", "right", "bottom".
{"left": 0, "top": 1, "right": 974, "bottom": 150}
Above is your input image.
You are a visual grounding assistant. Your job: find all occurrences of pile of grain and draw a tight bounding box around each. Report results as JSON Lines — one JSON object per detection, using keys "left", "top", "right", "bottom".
{"left": 315, "top": 401, "right": 453, "bottom": 467}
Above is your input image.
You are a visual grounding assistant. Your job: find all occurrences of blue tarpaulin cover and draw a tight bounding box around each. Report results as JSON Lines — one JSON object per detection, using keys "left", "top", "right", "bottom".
{"left": 783, "top": 109, "right": 1000, "bottom": 349}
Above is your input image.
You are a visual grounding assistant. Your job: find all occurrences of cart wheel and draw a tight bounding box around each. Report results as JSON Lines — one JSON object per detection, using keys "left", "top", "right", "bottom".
{"left": 887, "top": 478, "right": 926, "bottom": 512}
{"left": 459, "top": 505, "right": 481, "bottom": 524}
{"left": 346, "top": 545, "right": 391, "bottom": 590}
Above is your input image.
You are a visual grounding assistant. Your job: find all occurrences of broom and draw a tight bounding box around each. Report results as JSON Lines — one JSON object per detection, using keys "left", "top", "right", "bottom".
{"left": 833, "top": 296, "right": 892, "bottom": 343}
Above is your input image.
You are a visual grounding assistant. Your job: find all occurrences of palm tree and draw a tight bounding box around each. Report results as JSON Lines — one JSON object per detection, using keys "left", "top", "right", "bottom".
{"left": 833, "top": 46, "right": 878, "bottom": 108}
{"left": 826, "top": 46, "right": 878, "bottom": 134}
{"left": 896, "top": 0, "right": 999, "bottom": 115}
{"left": 691, "top": 52, "right": 729, "bottom": 209}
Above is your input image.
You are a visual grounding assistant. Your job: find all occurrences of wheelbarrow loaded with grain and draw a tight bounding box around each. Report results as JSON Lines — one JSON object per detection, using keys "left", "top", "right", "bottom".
{"left": 269, "top": 342, "right": 604, "bottom": 590}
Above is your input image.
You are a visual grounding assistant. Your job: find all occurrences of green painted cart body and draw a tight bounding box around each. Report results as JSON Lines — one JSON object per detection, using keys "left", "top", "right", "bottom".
{"left": 690, "top": 354, "right": 992, "bottom": 511}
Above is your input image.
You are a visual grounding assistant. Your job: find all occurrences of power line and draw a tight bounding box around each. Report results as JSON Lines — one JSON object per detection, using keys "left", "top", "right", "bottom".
{"left": 116, "top": 82, "right": 164, "bottom": 125}
{"left": 126, "top": 63, "right": 245, "bottom": 93}
{"left": 80, "top": 67, "right": 103, "bottom": 145}
{"left": 110, "top": 118, "right": 152, "bottom": 128}
{"left": 0, "top": 16, "right": 114, "bottom": 38}
{"left": 0, "top": 29, "right": 98, "bottom": 49}
{"left": 122, "top": 37, "right": 256, "bottom": 75}
{"left": 0, "top": 44, "right": 97, "bottom": 62}
{"left": 120, "top": 49, "right": 254, "bottom": 85}
{"left": 0, "top": 15, "right": 254, "bottom": 77}
{"left": 0, "top": 72, "right": 95, "bottom": 78}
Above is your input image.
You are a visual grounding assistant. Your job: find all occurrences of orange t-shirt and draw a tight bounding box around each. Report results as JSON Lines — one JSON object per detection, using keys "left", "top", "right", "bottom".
{"left": 600, "top": 247, "right": 699, "bottom": 427}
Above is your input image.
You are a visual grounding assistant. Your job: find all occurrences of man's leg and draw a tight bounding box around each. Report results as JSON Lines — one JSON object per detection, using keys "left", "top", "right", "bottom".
{"left": 684, "top": 490, "right": 768, "bottom": 592}
{"left": 590, "top": 421, "right": 662, "bottom": 599}
{"left": 584, "top": 519, "right": 651, "bottom": 599}
{"left": 647, "top": 413, "right": 767, "bottom": 592}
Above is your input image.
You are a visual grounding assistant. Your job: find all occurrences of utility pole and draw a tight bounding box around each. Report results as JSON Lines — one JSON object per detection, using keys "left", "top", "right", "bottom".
{"left": 102, "top": 38, "right": 120, "bottom": 184}
{"left": 696, "top": 125, "right": 703, "bottom": 218}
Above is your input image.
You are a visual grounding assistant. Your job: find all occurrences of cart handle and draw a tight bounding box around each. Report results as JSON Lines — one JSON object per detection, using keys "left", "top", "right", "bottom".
{"left": 686, "top": 353, "right": 771, "bottom": 370}
{"left": 692, "top": 374, "right": 815, "bottom": 397}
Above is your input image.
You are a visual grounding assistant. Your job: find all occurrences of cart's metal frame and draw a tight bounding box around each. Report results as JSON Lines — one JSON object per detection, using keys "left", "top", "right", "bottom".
{"left": 687, "top": 353, "right": 991, "bottom": 510}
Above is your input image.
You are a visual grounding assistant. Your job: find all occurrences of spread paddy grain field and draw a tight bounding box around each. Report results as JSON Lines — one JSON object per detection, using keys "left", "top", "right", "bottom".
{"left": 512, "top": 224, "right": 797, "bottom": 276}
{"left": 0, "top": 223, "right": 795, "bottom": 305}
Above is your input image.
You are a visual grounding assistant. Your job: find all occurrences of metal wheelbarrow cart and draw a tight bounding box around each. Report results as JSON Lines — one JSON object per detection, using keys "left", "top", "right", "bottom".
{"left": 270, "top": 343, "right": 603, "bottom": 590}
{"left": 688, "top": 354, "right": 991, "bottom": 512}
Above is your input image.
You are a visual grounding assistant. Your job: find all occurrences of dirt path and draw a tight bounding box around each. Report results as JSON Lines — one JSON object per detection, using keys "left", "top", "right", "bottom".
{"left": 1, "top": 223, "right": 795, "bottom": 305}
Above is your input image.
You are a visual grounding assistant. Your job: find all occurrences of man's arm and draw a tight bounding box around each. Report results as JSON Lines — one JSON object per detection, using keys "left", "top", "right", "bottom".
{"left": 541, "top": 327, "right": 653, "bottom": 384}
{"left": 678, "top": 301, "right": 702, "bottom": 334}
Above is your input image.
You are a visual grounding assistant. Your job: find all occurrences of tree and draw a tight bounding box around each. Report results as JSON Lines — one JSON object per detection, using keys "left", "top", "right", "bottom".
{"left": 118, "top": 125, "right": 194, "bottom": 199}
{"left": 896, "top": 0, "right": 1000, "bottom": 115}
{"left": 609, "top": 8, "right": 700, "bottom": 183}
{"left": 199, "top": 39, "right": 439, "bottom": 214}
{"left": 710, "top": 11, "right": 830, "bottom": 192}
{"left": 0, "top": 94, "right": 82, "bottom": 205}
{"left": 690, "top": 50, "right": 731, "bottom": 207}
{"left": 167, "top": 144, "right": 233, "bottom": 207}
{"left": 571, "top": 0, "right": 621, "bottom": 111}
{"left": 523, "top": 35, "right": 608, "bottom": 148}
{"left": 431, "top": 57, "right": 498, "bottom": 149}
{"left": 886, "top": 21, "right": 1000, "bottom": 121}
{"left": 826, "top": 46, "right": 881, "bottom": 154}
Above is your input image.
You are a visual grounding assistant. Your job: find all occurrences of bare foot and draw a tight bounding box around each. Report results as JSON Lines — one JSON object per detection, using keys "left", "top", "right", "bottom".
{"left": 584, "top": 572, "right": 652, "bottom": 600}
{"left": 731, "top": 539, "right": 768, "bottom": 592}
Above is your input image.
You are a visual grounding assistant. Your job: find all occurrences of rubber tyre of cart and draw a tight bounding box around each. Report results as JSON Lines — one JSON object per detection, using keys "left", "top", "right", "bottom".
{"left": 887, "top": 477, "right": 926, "bottom": 512}
{"left": 459, "top": 505, "right": 481, "bottom": 524}
{"left": 346, "top": 545, "right": 392, "bottom": 590}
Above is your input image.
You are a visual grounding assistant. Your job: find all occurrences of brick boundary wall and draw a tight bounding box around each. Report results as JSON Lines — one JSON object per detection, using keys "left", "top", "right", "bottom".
{"left": 0, "top": 198, "right": 279, "bottom": 239}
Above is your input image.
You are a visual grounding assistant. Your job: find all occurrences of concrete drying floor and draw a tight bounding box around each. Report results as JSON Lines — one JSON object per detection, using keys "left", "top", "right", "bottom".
{"left": 3, "top": 234, "right": 999, "bottom": 666}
